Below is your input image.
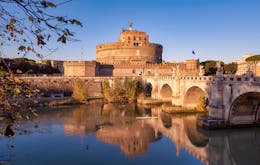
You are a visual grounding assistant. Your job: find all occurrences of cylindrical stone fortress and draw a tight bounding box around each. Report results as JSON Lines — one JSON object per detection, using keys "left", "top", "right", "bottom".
{"left": 96, "top": 28, "right": 162, "bottom": 64}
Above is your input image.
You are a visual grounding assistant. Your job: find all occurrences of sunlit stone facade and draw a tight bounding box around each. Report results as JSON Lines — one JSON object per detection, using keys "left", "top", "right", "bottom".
{"left": 236, "top": 54, "right": 260, "bottom": 76}
{"left": 96, "top": 27, "right": 162, "bottom": 64}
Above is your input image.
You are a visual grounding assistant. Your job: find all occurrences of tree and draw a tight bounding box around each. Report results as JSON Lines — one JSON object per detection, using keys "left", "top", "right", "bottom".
{"left": 0, "top": 0, "right": 82, "bottom": 58}
{"left": 224, "top": 62, "right": 237, "bottom": 74}
{"left": 102, "top": 78, "right": 143, "bottom": 103}
{"left": 246, "top": 55, "right": 260, "bottom": 75}
{"left": 0, "top": 0, "right": 82, "bottom": 122}
{"left": 200, "top": 60, "right": 224, "bottom": 75}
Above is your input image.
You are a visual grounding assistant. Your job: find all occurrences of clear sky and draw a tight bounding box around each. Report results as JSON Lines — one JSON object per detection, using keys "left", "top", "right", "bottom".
{"left": 3, "top": 0, "right": 260, "bottom": 63}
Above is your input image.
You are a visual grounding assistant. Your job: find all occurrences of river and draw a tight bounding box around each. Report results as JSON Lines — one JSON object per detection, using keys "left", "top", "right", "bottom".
{"left": 0, "top": 104, "right": 260, "bottom": 165}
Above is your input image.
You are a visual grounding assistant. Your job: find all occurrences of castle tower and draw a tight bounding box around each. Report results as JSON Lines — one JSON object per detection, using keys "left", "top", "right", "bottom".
{"left": 96, "top": 25, "right": 163, "bottom": 65}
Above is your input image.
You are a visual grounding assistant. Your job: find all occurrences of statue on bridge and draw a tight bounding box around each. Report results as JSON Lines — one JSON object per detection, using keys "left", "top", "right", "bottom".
{"left": 216, "top": 61, "right": 223, "bottom": 76}
{"left": 199, "top": 65, "right": 205, "bottom": 76}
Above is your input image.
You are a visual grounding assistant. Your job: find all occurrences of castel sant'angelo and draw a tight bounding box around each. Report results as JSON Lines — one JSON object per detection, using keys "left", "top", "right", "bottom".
{"left": 64, "top": 24, "right": 200, "bottom": 77}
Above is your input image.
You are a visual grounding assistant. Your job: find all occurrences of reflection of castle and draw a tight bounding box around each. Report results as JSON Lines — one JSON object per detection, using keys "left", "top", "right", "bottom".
{"left": 60, "top": 104, "right": 209, "bottom": 162}
{"left": 64, "top": 24, "right": 199, "bottom": 77}
{"left": 96, "top": 122, "right": 159, "bottom": 158}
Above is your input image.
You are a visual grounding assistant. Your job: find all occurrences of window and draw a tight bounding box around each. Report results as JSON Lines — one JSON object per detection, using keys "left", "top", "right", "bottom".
{"left": 133, "top": 42, "right": 139, "bottom": 46}
{"left": 133, "top": 42, "right": 142, "bottom": 46}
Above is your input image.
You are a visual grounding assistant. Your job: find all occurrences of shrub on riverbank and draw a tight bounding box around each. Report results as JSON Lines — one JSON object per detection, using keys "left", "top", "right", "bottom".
{"left": 102, "top": 78, "right": 143, "bottom": 103}
{"left": 196, "top": 97, "right": 208, "bottom": 111}
{"left": 72, "top": 79, "right": 88, "bottom": 102}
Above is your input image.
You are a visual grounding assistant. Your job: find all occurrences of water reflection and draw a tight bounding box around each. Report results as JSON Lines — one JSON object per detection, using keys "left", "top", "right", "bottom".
{"left": 1, "top": 104, "right": 260, "bottom": 165}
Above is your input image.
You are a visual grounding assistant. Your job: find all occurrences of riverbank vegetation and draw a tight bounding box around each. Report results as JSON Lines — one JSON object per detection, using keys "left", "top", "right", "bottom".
{"left": 102, "top": 78, "right": 143, "bottom": 103}
{"left": 72, "top": 79, "right": 88, "bottom": 102}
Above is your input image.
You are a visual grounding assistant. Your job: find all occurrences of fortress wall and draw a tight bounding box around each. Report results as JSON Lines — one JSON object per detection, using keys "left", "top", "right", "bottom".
{"left": 64, "top": 61, "right": 98, "bottom": 77}
{"left": 63, "top": 59, "right": 199, "bottom": 77}
{"left": 21, "top": 77, "right": 103, "bottom": 97}
{"left": 96, "top": 45, "right": 162, "bottom": 64}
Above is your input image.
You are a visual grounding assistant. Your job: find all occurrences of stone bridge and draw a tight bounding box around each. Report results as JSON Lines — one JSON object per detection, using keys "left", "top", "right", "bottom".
{"left": 21, "top": 72, "right": 260, "bottom": 124}
{"left": 142, "top": 74, "right": 260, "bottom": 124}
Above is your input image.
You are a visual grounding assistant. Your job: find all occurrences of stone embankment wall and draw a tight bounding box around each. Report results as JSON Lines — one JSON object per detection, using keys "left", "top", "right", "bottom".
{"left": 21, "top": 76, "right": 103, "bottom": 98}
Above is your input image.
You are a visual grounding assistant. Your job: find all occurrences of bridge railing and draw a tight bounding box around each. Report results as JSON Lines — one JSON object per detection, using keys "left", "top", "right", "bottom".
{"left": 180, "top": 76, "right": 213, "bottom": 81}
{"left": 142, "top": 75, "right": 214, "bottom": 81}
{"left": 216, "top": 75, "right": 260, "bottom": 83}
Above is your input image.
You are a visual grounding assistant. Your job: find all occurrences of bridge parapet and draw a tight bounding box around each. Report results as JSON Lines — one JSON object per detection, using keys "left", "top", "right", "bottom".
{"left": 212, "top": 75, "right": 260, "bottom": 84}
{"left": 143, "top": 76, "right": 213, "bottom": 81}
{"left": 181, "top": 76, "right": 213, "bottom": 82}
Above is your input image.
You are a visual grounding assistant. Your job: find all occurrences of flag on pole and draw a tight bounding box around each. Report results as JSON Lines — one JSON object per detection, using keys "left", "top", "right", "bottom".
{"left": 192, "top": 50, "right": 195, "bottom": 55}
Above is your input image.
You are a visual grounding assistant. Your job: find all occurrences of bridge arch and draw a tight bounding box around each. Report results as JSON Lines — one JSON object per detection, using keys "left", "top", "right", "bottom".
{"left": 229, "top": 92, "right": 260, "bottom": 124}
{"left": 160, "top": 84, "right": 173, "bottom": 101}
{"left": 183, "top": 86, "right": 208, "bottom": 108}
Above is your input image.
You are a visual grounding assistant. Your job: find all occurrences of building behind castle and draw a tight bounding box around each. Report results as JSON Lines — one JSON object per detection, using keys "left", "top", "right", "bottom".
{"left": 236, "top": 54, "right": 260, "bottom": 76}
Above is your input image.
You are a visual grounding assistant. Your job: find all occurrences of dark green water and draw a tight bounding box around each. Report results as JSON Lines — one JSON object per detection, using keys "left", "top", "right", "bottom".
{"left": 0, "top": 104, "right": 260, "bottom": 165}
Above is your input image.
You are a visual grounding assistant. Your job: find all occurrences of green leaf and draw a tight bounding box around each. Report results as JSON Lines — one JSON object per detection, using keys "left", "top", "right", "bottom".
{"left": 18, "top": 45, "right": 26, "bottom": 51}
{"left": 63, "top": 28, "right": 74, "bottom": 36}
{"left": 32, "top": 112, "right": 38, "bottom": 117}
{"left": 36, "top": 53, "right": 43, "bottom": 58}
{"left": 57, "top": 16, "right": 65, "bottom": 22}
{"left": 35, "top": 29, "right": 41, "bottom": 34}
{"left": 28, "top": 16, "right": 34, "bottom": 21}
{"left": 13, "top": 87, "right": 21, "bottom": 94}
{"left": 46, "top": 2, "right": 56, "bottom": 8}
{"left": 10, "top": 18, "right": 16, "bottom": 24}
{"left": 57, "top": 35, "right": 66, "bottom": 44}
{"left": 70, "top": 19, "right": 83, "bottom": 27}
{"left": 25, "top": 115, "right": 30, "bottom": 120}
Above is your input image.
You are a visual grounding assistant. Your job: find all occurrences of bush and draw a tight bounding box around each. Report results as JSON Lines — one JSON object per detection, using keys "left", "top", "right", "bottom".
{"left": 102, "top": 78, "right": 143, "bottom": 103}
{"left": 72, "top": 80, "right": 88, "bottom": 101}
{"left": 196, "top": 97, "right": 208, "bottom": 111}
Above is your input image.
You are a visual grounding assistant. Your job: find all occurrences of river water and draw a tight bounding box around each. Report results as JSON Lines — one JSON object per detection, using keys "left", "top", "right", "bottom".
{"left": 0, "top": 104, "right": 260, "bottom": 165}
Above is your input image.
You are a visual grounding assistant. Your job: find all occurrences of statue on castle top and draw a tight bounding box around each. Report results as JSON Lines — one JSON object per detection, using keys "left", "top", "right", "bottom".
{"left": 128, "top": 22, "right": 133, "bottom": 30}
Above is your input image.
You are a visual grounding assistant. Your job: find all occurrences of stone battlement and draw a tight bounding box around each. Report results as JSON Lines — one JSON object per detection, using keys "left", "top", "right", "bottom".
{"left": 96, "top": 42, "right": 162, "bottom": 52}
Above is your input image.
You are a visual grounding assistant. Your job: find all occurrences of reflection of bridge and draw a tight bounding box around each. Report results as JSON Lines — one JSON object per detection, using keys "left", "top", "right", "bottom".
{"left": 94, "top": 106, "right": 210, "bottom": 163}
{"left": 143, "top": 73, "right": 260, "bottom": 124}
{"left": 144, "top": 108, "right": 209, "bottom": 164}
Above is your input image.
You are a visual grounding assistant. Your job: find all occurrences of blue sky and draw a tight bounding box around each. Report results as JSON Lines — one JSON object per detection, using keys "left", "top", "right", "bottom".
{"left": 3, "top": 0, "right": 260, "bottom": 63}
